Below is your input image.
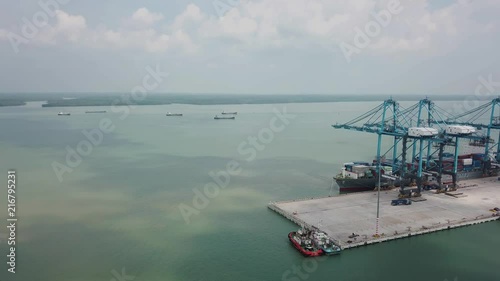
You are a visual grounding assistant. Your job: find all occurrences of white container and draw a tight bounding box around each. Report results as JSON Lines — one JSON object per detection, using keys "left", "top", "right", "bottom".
{"left": 343, "top": 170, "right": 359, "bottom": 179}
{"left": 408, "top": 127, "right": 439, "bottom": 137}
{"left": 464, "top": 126, "right": 476, "bottom": 133}
{"left": 462, "top": 158, "right": 473, "bottom": 165}
{"left": 352, "top": 165, "right": 370, "bottom": 174}
{"left": 446, "top": 125, "right": 475, "bottom": 135}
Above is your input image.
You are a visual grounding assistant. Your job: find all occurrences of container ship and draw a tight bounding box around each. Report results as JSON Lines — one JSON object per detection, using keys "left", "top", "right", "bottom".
{"left": 335, "top": 153, "right": 499, "bottom": 193}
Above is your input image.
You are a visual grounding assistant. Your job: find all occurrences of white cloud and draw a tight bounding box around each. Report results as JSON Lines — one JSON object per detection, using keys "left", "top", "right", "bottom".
{"left": 195, "top": 0, "right": 500, "bottom": 55}
{"left": 90, "top": 7, "right": 197, "bottom": 53}
{"left": 35, "top": 10, "right": 87, "bottom": 44}
{"left": 55, "top": 10, "right": 86, "bottom": 42}
{"left": 0, "top": 1, "right": 499, "bottom": 56}
{"left": 172, "top": 4, "right": 204, "bottom": 30}
{"left": 90, "top": 28, "right": 171, "bottom": 53}
{"left": 131, "top": 7, "right": 164, "bottom": 26}
{"left": 0, "top": 8, "right": 195, "bottom": 54}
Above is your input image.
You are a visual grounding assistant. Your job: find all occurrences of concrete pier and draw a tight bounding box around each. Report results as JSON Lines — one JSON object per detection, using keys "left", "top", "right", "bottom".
{"left": 269, "top": 177, "right": 500, "bottom": 249}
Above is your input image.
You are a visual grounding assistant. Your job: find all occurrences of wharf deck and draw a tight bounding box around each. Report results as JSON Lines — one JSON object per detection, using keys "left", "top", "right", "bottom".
{"left": 269, "top": 177, "right": 500, "bottom": 249}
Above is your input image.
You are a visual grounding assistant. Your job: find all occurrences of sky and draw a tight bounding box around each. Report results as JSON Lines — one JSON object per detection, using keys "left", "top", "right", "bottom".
{"left": 0, "top": 0, "right": 499, "bottom": 95}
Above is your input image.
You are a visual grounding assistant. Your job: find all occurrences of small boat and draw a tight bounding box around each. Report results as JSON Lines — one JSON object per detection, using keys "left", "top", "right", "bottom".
{"left": 58, "top": 112, "right": 71, "bottom": 116}
{"left": 312, "top": 231, "right": 342, "bottom": 255}
{"left": 85, "top": 110, "right": 107, "bottom": 114}
{"left": 288, "top": 229, "right": 323, "bottom": 257}
{"left": 214, "top": 115, "right": 235, "bottom": 120}
{"left": 166, "top": 112, "right": 183, "bottom": 116}
{"left": 221, "top": 111, "right": 237, "bottom": 115}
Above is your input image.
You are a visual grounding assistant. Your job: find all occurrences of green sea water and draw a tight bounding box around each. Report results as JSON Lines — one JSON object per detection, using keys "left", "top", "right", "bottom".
{"left": 0, "top": 101, "right": 499, "bottom": 281}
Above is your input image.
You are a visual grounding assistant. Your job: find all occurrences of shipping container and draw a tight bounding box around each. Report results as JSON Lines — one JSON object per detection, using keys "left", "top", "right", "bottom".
{"left": 462, "top": 158, "right": 473, "bottom": 165}
{"left": 408, "top": 127, "right": 439, "bottom": 137}
{"left": 352, "top": 165, "right": 370, "bottom": 174}
{"left": 446, "top": 125, "right": 476, "bottom": 135}
{"left": 472, "top": 153, "right": 486, "bottom": 160}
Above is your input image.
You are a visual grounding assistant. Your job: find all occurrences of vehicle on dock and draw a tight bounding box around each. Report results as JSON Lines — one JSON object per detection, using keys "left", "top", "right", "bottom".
{"left": 288, "top": 229, "right": 323, "bottom": 257}
{"left": 391, "top": 199, "right": 412, "bottom": 206}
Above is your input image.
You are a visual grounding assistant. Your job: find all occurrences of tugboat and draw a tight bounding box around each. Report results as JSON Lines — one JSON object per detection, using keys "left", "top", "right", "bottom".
{"left": 58, "top": 112, "right": 71, "bottom": 116}
{"left": 312, "top": 231, "right": 342, "bottom": 255}
{"left": 221, "top": 111, "right": 237, "bottom": 115}
{"left": 166, "top": 112, "right": 183, "bottom": 116}
{"left": 214, "top": 115, "right": 235, "bottom": 120}
{"left": 288, "top": 228, "right": 324, "bottom": 257}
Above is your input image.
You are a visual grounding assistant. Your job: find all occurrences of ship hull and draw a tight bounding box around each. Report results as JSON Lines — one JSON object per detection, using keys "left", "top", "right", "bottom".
{"left": 440, "top": 170, "right": 499, "bottom": 182}
{"left": 321, "top": 248, "right": 342, "bottom": 256}
{"left": 336, "top": 170, "right": 499, "bottom": 193}
{"left": 335, "top": 178, "right": 384, "bottom": 193}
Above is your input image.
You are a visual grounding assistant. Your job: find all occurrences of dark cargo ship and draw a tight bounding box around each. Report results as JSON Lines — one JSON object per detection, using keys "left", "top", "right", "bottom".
{"left": 335, "top": 153, "right": 499, "bottom": 193}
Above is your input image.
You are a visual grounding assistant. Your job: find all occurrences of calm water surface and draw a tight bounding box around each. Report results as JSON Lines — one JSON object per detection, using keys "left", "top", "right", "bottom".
{"left": 0, "top": 101, "right": 498, "bottom": 281}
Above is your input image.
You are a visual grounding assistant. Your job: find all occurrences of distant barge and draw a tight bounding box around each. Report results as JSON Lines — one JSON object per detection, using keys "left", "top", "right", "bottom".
{"left": 166, "top": 112, "right": 183, "bottom": 116}
{"left": 214, "top": 115, "right": 235, "bottom": 120}
{"left": 85, "top": 110, "right": 107, "bottom": 113}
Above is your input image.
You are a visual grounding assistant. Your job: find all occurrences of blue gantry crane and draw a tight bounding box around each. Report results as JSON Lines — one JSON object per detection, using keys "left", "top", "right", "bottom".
{"left": 332, "top": 97, "right": 500, "bottom": 237}
{"left": 333, "top": 97, "right": 499, "bottom": 197}
{"left": 442, "top": 97, "right": 500, "bottom": 163}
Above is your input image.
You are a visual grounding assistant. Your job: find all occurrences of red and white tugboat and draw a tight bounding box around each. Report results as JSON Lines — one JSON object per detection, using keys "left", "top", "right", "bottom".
{"left": 288, "top": 228, "right": 324, "bottom": 257}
